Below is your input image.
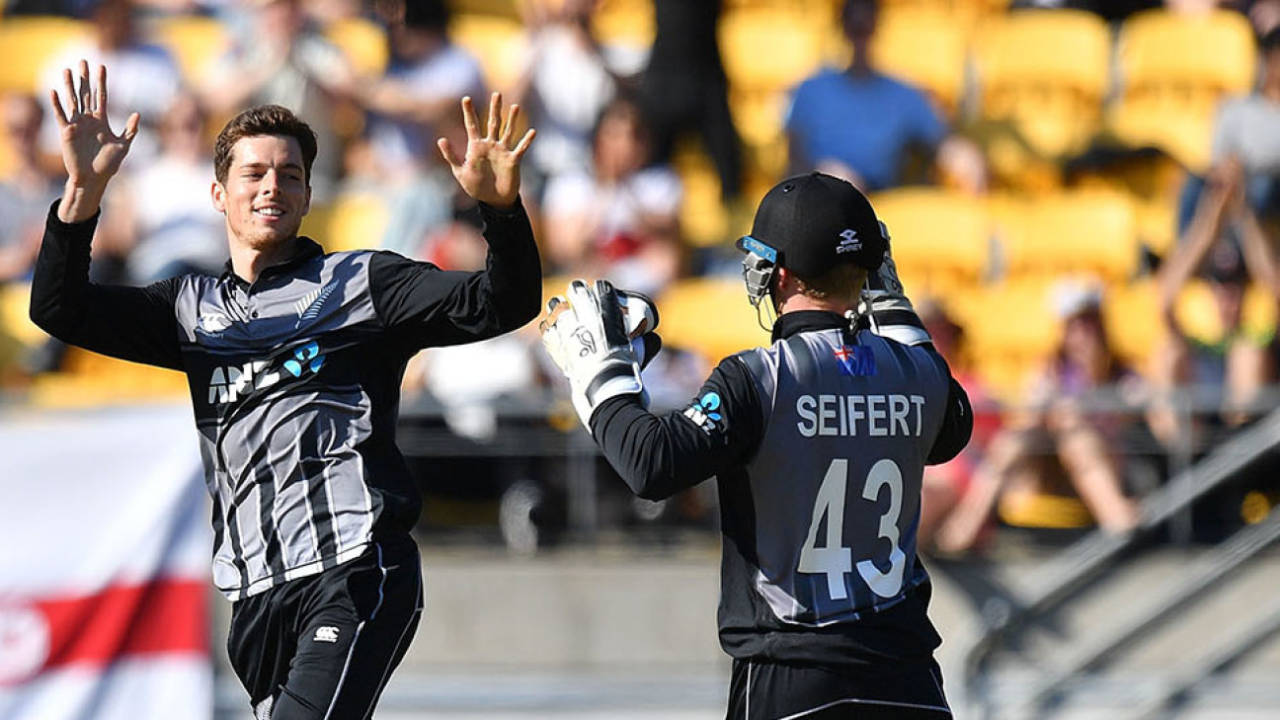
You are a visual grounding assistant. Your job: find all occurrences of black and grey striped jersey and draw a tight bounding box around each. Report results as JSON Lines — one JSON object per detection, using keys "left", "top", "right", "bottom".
{"left": 591, "top": 310, "right": 971, "bottom": 667}
{"left": 32, "top": 201, "right": 540, "bottom": 600}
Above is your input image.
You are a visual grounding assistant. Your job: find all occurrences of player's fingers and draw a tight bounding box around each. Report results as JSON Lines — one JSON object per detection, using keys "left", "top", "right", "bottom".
{"left": 540, "top": 296, "right": 568, "bottom": 333}
{"left": 595, "top": 280, "right": 630, "bottom": 347}
{"left": 49, "top": 89, "right": 69, "bottom": 128}
{"left": 436, "top": 137, "right": 461, "bottom": 169}
{"left": 460, "top": 96, "right": 479, "bottom": 140}
{"left": 77, "top": 59, "right": 91, "bottom": 114}
{"left": 122, "top": 112, "right": 140, "bottom": 143}
{"left": 512, "top": 128, "right": 536, "bottom": 159}
{"left": 95, "top": 64, "right": 108, "bottom": 118}
{"left": 569, "top": 278, "right": 606, "bottom": 329}
{"left": 485, "top": 91, "right": 501, "bottom": 141}
{"left": 500, "top": 103, "right": 519, "bottom": 146}
{"left": 61, "top": 69, "right": 78, "bottom": 118}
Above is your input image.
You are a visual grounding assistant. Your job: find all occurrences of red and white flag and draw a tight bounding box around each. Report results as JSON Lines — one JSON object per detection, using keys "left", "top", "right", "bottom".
{"left": 0, "top": 404, "right": 212, "bottom": 720}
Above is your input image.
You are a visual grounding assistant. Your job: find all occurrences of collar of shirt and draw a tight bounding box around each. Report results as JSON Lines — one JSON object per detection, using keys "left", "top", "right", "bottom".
{"left": 771, "top": 309, "right": 867, "bottom": 343}
{"left": 219, "top": 236, "right": 325, "bottom": 289}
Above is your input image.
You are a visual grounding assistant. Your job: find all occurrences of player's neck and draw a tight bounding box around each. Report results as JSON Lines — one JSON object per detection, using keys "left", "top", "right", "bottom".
{"left": 229, "top": 235, "right": 299, "bottom": 284}
{"left": 777, "top": 294, "right": 855, "bottom": 316}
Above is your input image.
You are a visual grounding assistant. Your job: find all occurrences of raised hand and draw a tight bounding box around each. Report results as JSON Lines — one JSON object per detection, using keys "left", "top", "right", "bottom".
{"left": 437, "top": 92, "right": 535, "bottom": 208}
{"left": 50, "top": 61, "right": 139, "bottom": 191}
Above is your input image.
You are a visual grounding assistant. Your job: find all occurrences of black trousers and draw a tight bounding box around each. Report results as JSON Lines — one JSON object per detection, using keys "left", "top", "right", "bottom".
{"left": 227, "top": 537, "right": 423, "bottom": 720}
{"left": 725, "top": 658, "right": 952, "bottom": 719}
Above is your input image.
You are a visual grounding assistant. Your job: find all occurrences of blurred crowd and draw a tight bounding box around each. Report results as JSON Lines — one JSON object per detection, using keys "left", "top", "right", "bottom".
{"left": 1, "top": 0, "right": 1279, "bottom": 547}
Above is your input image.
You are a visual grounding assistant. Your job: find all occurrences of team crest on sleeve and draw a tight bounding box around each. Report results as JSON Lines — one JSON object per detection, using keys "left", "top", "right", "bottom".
{"left": 682, "top": 391, "right": 724, "bottom": 434}
{"left": 834, "top": 345, "right": 876, "bottom": 376}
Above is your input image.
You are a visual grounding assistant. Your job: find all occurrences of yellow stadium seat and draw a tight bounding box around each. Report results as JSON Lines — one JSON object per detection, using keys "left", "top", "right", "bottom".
{"left": 719, "top": 8, "right": 825, "bottom": 92}
{"left": 719, "top": 8, "right": 826, "bottom": 149}
{"left": 847, "top": 0, "right": 1014, "bottom": 46}
{"left": 0, "top": 107, "right": 14, "bottom": 180}
{"left": 866, "top": 8, "right": 967, "bottom": 115}
{"left": 448, "top": 14, "right": 527, "bottom": 93}
{"left": 1103, "top": 279, "right": 1163, "bottom": 368}
{"left": 949, "top": 279, "right": 1059, "bottom": 399}
{"left": 994, "top": 190, "right": 1139, "bottom": 282}
{"left": 658, "top": 278, "right": 770, "bottom": 360}
{"left": 31, "top": 347, "right": 187, "bottom": 408}
{"left": 302, "top": 194, "right": 388, "bottom": 253}
{"left": 151, "top": 15, "right": 229, "bottom": 85}
{"left": 1109, "top": 9, "right": 1256, "bottom": 172}
{"left": 870, "top": 188, "right": 990, "bottom": 297}
{"left": 326, "top": 17, "right": 389, "bottom": 77}
{"left": 592, "top": 0, "right": 655, "bottom": 50}
{"left": 727, "top": 88, "right": 791, "bottom": 148}
{"left": 973, "top": 10, "right": 1111, "bottom": 159}
{"left": 677, "top": 161, "right": 730, "bottom": 248}
{"left": 0, "top": 17, "right": 89, "bottom": 94}
{"left": 299, "top": 203, "right": 332, "bottom": 243}
{"left": 0, "top": 282, "right": 45, "bottom": 346}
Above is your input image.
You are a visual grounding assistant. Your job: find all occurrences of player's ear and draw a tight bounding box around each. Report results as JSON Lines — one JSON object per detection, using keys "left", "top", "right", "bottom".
{"left": 302, "top": 184, "right": 311, "bottom": 217}
{"left": 211, "top": 180, "right": 226, "bottom": 213}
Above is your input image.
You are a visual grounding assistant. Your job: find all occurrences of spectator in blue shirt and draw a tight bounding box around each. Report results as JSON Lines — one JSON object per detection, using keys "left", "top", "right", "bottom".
{"left": 787, "top": 0, "right": 980, "bottom": 192}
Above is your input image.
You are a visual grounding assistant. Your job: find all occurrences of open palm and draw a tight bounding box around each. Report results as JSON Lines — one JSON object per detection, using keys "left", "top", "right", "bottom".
{"left": 438, "top": 92, "right": 536, "bottom": 208}
{"left": 50, "top": 61, "right": 139, "bottom": 188}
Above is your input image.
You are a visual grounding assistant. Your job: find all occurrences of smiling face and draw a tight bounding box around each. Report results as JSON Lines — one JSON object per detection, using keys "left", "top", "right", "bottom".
{"left": 211, "top": 134, "right": 311, "bottom": 251}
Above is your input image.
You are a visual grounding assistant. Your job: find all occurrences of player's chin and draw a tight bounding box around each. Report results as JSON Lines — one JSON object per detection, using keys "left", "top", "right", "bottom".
{"left": 243, "top": 220, "right": 302, "bottom": 249}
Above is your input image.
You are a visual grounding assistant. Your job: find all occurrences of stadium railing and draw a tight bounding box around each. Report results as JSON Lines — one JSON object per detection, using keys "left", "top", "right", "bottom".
{"left": 960, "top": 400, "right": 1280, "bottom": 719}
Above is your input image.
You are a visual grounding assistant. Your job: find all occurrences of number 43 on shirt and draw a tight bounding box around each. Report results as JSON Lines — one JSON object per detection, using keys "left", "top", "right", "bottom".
{"left": 798, "top": 458, "right": 907, "bottom": 601}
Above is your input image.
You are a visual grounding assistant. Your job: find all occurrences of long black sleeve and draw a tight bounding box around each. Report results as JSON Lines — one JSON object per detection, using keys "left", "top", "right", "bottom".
{"left": 589, "top": 356, "right": 764, "bottom": 501}
{"left": 29, "top": 202, "right": 184, "bottom": 370}
{"left": 927, "top": 376, "right": 973, "bottom": 465}
{"left": 368, "top": 199, "right": 541, "bottom": 347}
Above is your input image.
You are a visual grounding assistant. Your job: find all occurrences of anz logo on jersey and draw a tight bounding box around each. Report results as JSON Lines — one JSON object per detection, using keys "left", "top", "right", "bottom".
{"left": 206, "top": 341, "right": 326, "bottom": 405}
{"left": 683, "top": 391, "right": 723, "bottom": 434}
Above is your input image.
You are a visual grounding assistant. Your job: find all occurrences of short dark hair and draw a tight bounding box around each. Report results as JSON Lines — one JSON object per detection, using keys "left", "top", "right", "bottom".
{"left": 214, "top": 105, "right": 317, "bottom": 185}
{"left": 790, "top": 263, "right": 869, "bottom": 304}
{"left": 1263, "top": 27, "right": 1280, "bottom": 55}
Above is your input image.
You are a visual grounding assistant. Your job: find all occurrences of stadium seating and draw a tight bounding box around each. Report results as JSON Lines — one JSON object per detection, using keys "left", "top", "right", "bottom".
{"left": 658, "top": 277, "right": 770, "bottom": 361}
{"left": 973, "top": 10, "right": 1111, "bottom": 159}
{"left": 0, "top": 17, "right": 88, "bottom": 94}
{"left": 992, "top": 189, "right": 1139, "bottom": 283}
{"left": 151, "top": 15, "right": 228, "bottom": 86}
{"left": 867, "top": 7, "right": 968, "bottom": 116}
{"left": 870, "top": 187, "right": 991, "bottom": 297}
{"left": 1103, "top": 279, "right": 1163, "bottom": 368}
{"left": 591, "top": 0, "right": 656, "bottom": 54}
{"left": 1109, "top": 9, "right": 1257, "bottom": 173}
{"left": 448, "top": 14, "right": 528, "bottom": 93}
{"left": 326, "top": 17, "right": 390, "bottom": 78}
{"left": 948, "top": 278, "right": 1060, "bottom": 399}
{"left": 302, "top": 193, "right": 390, "bottom": 253}
{"left": 673, "top": 145, "right": 731, "bottom": 248}
{"left": 0, "top": 283, "right": 43, "bottom": 347}
{"left": 719, "top": 7, "right": 826, "bottom": 147}
{"left": 30, "top": 348, "right": 187, "bottom": 407}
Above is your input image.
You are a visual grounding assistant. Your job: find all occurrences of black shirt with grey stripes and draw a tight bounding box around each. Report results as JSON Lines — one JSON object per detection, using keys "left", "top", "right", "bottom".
{"left": 31, "top": 199, "right": 541, "bottom": 600}
{"left": 590, "top": 310, "right": 973, "bottom": 668}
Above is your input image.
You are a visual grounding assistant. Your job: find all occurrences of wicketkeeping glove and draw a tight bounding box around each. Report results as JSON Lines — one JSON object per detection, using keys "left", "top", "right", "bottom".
{"left": 539, "top": 280, "right": 660, "bottom": 430}
{"left": 859, "top": 222, "right": 932, "bottom": 346}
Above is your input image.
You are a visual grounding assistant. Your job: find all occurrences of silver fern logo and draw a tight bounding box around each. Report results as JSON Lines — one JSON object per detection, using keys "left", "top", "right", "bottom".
{"left": 294, "top": 281, "right": 338, "bottom": 328}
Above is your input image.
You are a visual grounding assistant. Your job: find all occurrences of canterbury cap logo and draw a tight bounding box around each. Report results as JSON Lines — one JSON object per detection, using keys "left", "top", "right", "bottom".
{"left": 314, "top": 626, "right": 340, "bottom": 643}
{"left": 837, "top": 229, "right": 862, "bottom": 254}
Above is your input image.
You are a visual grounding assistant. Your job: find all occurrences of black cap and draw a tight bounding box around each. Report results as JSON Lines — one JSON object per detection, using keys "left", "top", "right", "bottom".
{"left": 737, "top": 172, "right": 886, "bottom": 277}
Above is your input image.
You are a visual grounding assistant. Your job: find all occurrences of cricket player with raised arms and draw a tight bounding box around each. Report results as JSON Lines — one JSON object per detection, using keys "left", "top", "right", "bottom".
{"left": 31, "top": 60, "right": 539, "bottom": 719}
{"left": 541, "top": 171, "right": 973, "bottom": 718}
